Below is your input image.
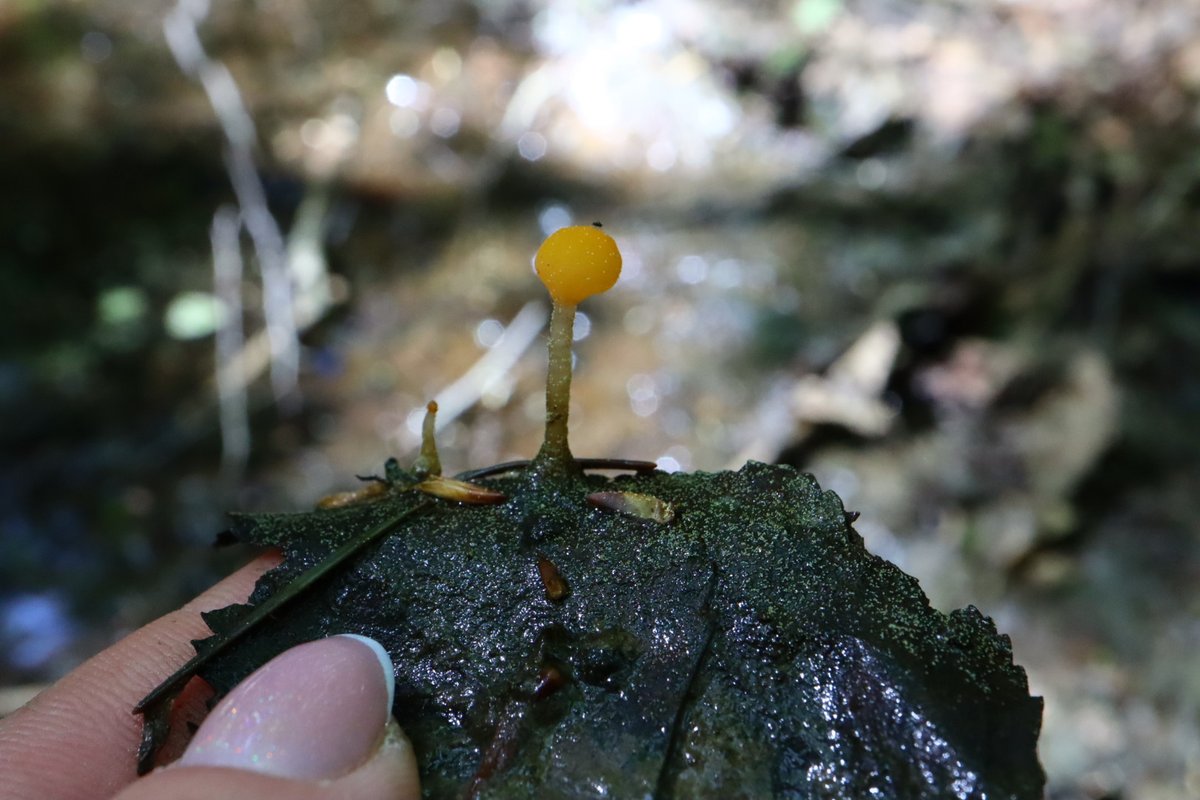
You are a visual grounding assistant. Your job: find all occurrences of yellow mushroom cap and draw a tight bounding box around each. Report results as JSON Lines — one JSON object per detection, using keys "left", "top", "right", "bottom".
{"left": 534, "top": 225, "right": 622, "bottom": 306}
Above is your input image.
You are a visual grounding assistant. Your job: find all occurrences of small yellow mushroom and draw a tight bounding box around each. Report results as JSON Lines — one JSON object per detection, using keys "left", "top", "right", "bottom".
{"left": 533, "top": 224, "right": 623, "bottom": 467}
{"left": 534, "top": 224, "right": 622, "bottom": 306}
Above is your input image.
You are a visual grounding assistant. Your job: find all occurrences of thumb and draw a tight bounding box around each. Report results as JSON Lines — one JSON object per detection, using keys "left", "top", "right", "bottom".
{"left": 114, "top": 635, "right": 420, "bottom": 800}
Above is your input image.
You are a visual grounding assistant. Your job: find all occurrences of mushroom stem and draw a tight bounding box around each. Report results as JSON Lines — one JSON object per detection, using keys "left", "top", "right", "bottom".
{"left": 536, "top": 301, "right": 577, "bottom": 465}
{"left": 414, "top": 400, "right": 442, "bottom": 477}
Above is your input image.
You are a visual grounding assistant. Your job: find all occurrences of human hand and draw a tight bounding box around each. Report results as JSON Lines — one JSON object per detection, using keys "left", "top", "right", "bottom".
{"left": 0, "top": 554, "right": 421, "bottom": 800}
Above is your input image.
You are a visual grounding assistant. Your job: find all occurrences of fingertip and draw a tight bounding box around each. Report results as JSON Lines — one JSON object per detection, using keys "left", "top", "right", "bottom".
{"left": 333, "top": 720, "right": 422, "bottom": 799}
{"left": 334, "top": 634, "right": 396, "bottom": 711}
{"left": 112, "top": 721, "right": 420, "bottom": 800}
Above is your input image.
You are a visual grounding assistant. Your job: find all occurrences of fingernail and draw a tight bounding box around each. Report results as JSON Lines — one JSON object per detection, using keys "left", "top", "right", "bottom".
{"left": 179, "top": 634, "right": 394, "bottom": 780}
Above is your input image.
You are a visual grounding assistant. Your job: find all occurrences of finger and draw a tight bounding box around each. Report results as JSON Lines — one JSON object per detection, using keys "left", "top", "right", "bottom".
{"left": 111, "top": 722, "right": 420, "bottom": 800}
{"left": 0, "top": 551, "right": 281, "bottom": 800}
{"left": 113, "top": 635, "right": 420, "bottom": 800}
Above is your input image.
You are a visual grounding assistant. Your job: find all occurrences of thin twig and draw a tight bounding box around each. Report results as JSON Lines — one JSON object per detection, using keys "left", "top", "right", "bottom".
{"left": 164, "top": 0, "right": 300, "bottom": 403}
{"left": 211, "top": 205, "right": 249, "bottom": 477}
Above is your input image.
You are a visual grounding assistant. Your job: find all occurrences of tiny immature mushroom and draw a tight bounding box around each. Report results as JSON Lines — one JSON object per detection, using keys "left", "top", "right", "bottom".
{"left": 413, "top": 400, "right": 442, "bottom": 478}
{"left": 409, "top": 400, "right": 508, "bottom": 505}
{"left": 533, "top": 224, "right": 623, "bottom": 468}
{"left": 536, "top": 554, "right": 569, "bottom": 602}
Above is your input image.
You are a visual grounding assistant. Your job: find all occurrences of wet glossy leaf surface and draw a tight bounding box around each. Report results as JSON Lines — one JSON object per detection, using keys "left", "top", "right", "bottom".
{"left": 140, "top": 462, "right": 1043, "bottom": 798}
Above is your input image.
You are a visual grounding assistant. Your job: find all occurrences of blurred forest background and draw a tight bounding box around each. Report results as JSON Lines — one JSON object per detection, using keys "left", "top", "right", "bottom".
{"left": 1, "top": 1, "right": 1198, "bottom": 797}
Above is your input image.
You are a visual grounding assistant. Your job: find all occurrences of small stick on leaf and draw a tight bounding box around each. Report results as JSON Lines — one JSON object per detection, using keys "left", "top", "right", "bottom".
{"left": 532, "top": 224, "right": 622, "bottom": 468}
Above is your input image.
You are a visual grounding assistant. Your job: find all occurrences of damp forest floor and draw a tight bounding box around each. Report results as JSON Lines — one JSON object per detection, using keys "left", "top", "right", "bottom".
{"left": 2, "top": 2, "right": 1199, "bottom": 798}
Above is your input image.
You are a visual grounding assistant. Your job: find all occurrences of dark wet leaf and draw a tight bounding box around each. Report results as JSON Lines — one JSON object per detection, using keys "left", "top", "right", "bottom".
{"left": 137, "top": 461, "right": 1043, "bottom": 798}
